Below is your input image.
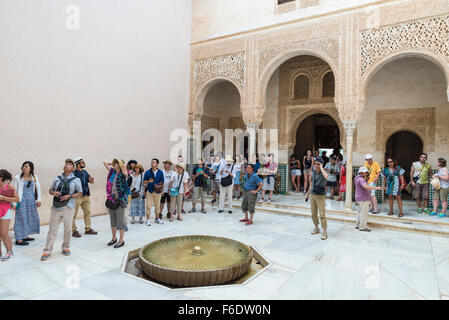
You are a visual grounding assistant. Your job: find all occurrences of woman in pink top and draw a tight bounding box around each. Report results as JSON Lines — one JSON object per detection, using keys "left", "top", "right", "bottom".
{"left": 0, "top": 169, "right": 20, "bottom": 261}
{"left": 337, "top": 161, "right": 347, "bottom": 201}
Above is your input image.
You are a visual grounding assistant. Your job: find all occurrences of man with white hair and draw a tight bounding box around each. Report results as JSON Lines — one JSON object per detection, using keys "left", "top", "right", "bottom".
{"left": 218, "top": 155, "right": 237, "bottom": 214}
{"left": 364, "top": 154, "right": 381, "bottom": 214}
{"left": 354, "top": 167, "right": 382, "bottom": 232}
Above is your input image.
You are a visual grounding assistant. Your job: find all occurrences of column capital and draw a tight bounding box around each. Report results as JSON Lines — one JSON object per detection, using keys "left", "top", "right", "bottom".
{"left": 242, "top": 106, "right": 264, "bottom": 128}
{"left": 343, "top": 120, "right": 357, "bottom": 136}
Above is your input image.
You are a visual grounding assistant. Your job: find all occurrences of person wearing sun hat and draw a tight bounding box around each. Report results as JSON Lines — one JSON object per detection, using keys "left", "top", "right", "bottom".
{"left": 168, "top": 163, "right": 189, "bottom": 221}
{"left": 160, "top": 160, "right": 174, "bottom": 219}
{"left": 129, "top": 163, "right": 146, "bottom": 224}
{"left": 218, "top": 155, "right": 237, "bottom": 214}
{"left": 72, "top": 157, "right": 98, "bottom": 238}
{"left": 354, "top": 167, "right": 382, "bottom": 232}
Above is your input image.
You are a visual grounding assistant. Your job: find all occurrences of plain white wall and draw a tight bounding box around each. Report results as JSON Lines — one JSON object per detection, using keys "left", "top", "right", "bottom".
{"left": 0, "top": 0, "right": 191, "bottom": 225}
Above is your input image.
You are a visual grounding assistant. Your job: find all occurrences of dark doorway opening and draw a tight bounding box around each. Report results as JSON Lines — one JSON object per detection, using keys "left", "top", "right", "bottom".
{"left": 293, "top": 114, "right": 342, "bottom": 191}
{"left": 385, "top": 131, "right": 423, "bottom": 200}
{"left": 294, "top": 114, "right": 341, "bottom": 160}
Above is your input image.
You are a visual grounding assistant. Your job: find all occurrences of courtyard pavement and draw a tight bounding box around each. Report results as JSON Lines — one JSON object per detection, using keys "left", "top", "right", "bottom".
{"left": 1, "top": 198, "right": 449, "bottom": 300}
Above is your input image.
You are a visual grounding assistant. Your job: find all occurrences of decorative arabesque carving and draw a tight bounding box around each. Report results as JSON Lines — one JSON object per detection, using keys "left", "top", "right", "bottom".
{"left": 193, "top": 52, "right": 245, "bottom": 94}
{"left": 376, "top": 107, "right": 435, "bottom": 152}
{"left": 361, "top": 14, "right": 449, "bottom": 76}
{"left": 259, "top": 37, "right": 339, "bottom": 77}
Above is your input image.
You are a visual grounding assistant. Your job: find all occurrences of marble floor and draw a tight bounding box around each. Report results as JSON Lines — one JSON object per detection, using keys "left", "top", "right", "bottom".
{"left": 1, "top": 199, "right": 449, "bottom": 300}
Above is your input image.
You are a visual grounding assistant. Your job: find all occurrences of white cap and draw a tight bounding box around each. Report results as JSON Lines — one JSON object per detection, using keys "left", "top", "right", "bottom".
{"left": 365, "top": 154, "right": 373, "bottom": 160}
{"left": 74, "top": 157, "right": 83, "bottom": 164}
{"left": 358, "top": 167, "right": 369, "bottom": 174}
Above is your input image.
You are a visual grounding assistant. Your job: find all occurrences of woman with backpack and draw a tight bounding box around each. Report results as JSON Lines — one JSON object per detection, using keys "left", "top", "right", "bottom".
{"left": 168, "top": 164, "right": 189, "bottom": 221}
{"left": 103, "top": 159, "right": 129, "bottom": 249}
{"left": 129, "top": 164, "right": 145, "bottom": 224}
{"left": 12, "top": 161, "right": 41, "bottom": 246}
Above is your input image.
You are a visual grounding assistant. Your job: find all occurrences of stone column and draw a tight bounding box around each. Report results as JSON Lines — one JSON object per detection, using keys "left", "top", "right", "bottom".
{"left": 343, "top": 120, "right": 357, "bottom": 213}
{"left": 246, "top": 123, "right": 259, "bottom": 162}
{"left": 242, "top": 106, "right": 264, "bottom": 163}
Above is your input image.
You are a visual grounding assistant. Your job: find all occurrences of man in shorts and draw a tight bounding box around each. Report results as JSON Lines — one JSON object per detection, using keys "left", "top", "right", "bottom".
{"left": 410, "top": 153, "right": 432, "bottom": 214}
{"left": 364, "top": 154, "right": 381, "bottom": 214}
{"left": 239, "top": 164, "right": 262, "bottom": 226}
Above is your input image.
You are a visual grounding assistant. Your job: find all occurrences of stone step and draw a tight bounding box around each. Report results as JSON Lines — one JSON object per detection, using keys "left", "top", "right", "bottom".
{"left": 198, "top": 196, "right": 449, "bottom": 237}
{"left": 248, "top": 205, "right": 449, "bottom": 238}
{"left": 204, "top": 194, "right": 449, "bottom": 227}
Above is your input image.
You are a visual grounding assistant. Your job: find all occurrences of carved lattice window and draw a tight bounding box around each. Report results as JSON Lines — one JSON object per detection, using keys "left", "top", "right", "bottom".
{"left": 322, "top": 72, "right": 335, "bottom": 97}
{"left": 294, "top": 75, "right": 310, "bottom": 100}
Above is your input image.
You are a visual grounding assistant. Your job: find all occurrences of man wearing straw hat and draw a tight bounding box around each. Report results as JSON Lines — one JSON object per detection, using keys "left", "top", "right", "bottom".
{"left": 354, "top": 167, "right": 382, "bottom": 232}
{"left": 160, "top": 160, "right": 174, "bottom": 219}
{"left": 218, "top": 155, "right": 237, "bottom": 214}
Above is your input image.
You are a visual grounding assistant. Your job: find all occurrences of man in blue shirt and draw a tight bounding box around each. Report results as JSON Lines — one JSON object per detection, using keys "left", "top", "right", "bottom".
{"left": 143, "top": 159, "right": 165, "bottom": 225}
{"left": 72, "top": 157, "right": 97, "bottom": 237}
{"left": 239, "top": 164, "right": 263, "bottom": 226}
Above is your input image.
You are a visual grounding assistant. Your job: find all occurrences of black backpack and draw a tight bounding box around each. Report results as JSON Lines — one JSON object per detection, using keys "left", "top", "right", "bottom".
{"left": 53, "top": 176, "right": 77, "bottom": 208}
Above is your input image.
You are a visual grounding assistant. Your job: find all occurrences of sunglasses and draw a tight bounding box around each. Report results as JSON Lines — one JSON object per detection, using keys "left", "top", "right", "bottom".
{"left": 387, "top": 161, "right": 394, "bottom": 164}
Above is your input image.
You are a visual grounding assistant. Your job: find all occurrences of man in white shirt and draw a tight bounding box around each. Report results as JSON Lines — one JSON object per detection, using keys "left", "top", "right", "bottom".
{"left": 211, "top": 154, "right": 223, "bottom": 204}
{"left": 160, "top": 160, "right": 174, "bottom": 219}
{"left": 218, "top": 155, "right": 237, "bottom": 214}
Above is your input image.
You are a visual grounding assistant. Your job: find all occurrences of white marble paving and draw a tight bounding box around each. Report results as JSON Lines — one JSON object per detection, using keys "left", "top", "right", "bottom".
{"left": 0, "top": 200, "right": 448, "bottom": 300}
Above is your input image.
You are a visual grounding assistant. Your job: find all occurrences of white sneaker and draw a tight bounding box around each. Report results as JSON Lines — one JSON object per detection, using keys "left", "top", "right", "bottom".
{"left": 155, "top": 218, "right": 164, "bottom": 224}
{"left": 267, "top": 199, "right": 271, "bottom": 203}
{"left": 146, "top": 219, "right": 151, "bottom": 226}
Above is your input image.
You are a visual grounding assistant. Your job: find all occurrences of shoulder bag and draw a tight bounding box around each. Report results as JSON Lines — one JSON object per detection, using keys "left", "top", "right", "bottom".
{"left": 131, "top": 174, "right": 143, "bottom": 199}
{"left": 221, "top": 164, "right": 235, "bottom": 187}
{"left": 169, "top": 173, "right": 184, "bottom": 197}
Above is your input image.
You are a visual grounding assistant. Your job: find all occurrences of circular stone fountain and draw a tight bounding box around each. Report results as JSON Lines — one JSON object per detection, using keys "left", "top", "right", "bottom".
{"left": 138, "top": 235, "right": 253, "bottom": 287}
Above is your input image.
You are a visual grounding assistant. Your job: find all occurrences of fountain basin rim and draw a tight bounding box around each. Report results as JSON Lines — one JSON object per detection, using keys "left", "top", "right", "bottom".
{"left": 138, "top": 234, "right": 254, "bottom": 273}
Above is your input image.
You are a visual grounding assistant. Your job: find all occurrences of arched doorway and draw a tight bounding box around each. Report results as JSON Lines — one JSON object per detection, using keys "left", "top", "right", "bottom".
{"left": 385, "top": 131, "right": 423, "bottom": 199}
{"left": 294, "top": 113, "right": 341, "bottom": 161}
{"left": 200, "top": 80, "right": 245, "bottom": 157}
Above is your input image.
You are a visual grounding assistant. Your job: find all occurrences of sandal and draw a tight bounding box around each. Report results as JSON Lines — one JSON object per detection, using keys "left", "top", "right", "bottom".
{"left": 398, "top": 213, "right": 404, "bottom": 218}
{"left": 387, "top": 212, "right": 393, "bottom": 216}
{"left": 177, "top": 216, "right": 183, "bottom": 221}
{"left": 1, "top": 251, "right": 13, "bottom": 261}
{"left": 245, "top": 221, "right": 253, "bottom": 226}
{"left": 239, "top": 218, "right": 249, "bottom": 222}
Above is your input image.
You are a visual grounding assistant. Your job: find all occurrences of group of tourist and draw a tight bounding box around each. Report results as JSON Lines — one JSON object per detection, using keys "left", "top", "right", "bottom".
{"left": 305, "top": 152, "right": 449, "bottom": 239}
{"left": 0, "top": 151, "right": 447, "bottom": 260}
{"left": 290, "top": 149, "right": 346, "bottom": 200}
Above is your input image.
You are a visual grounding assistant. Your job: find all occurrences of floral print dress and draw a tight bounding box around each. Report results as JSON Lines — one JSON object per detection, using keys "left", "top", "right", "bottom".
{"left": 381, "top": 166, "right": 405, "bottom": 196}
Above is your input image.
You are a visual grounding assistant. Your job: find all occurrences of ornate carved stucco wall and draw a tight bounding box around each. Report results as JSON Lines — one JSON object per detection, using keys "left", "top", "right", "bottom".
{"left": 376, "top": 108, "right": 436, "bottom": 153}
{"left": 190, "top": 0, "right": 449, "bottom": 159}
